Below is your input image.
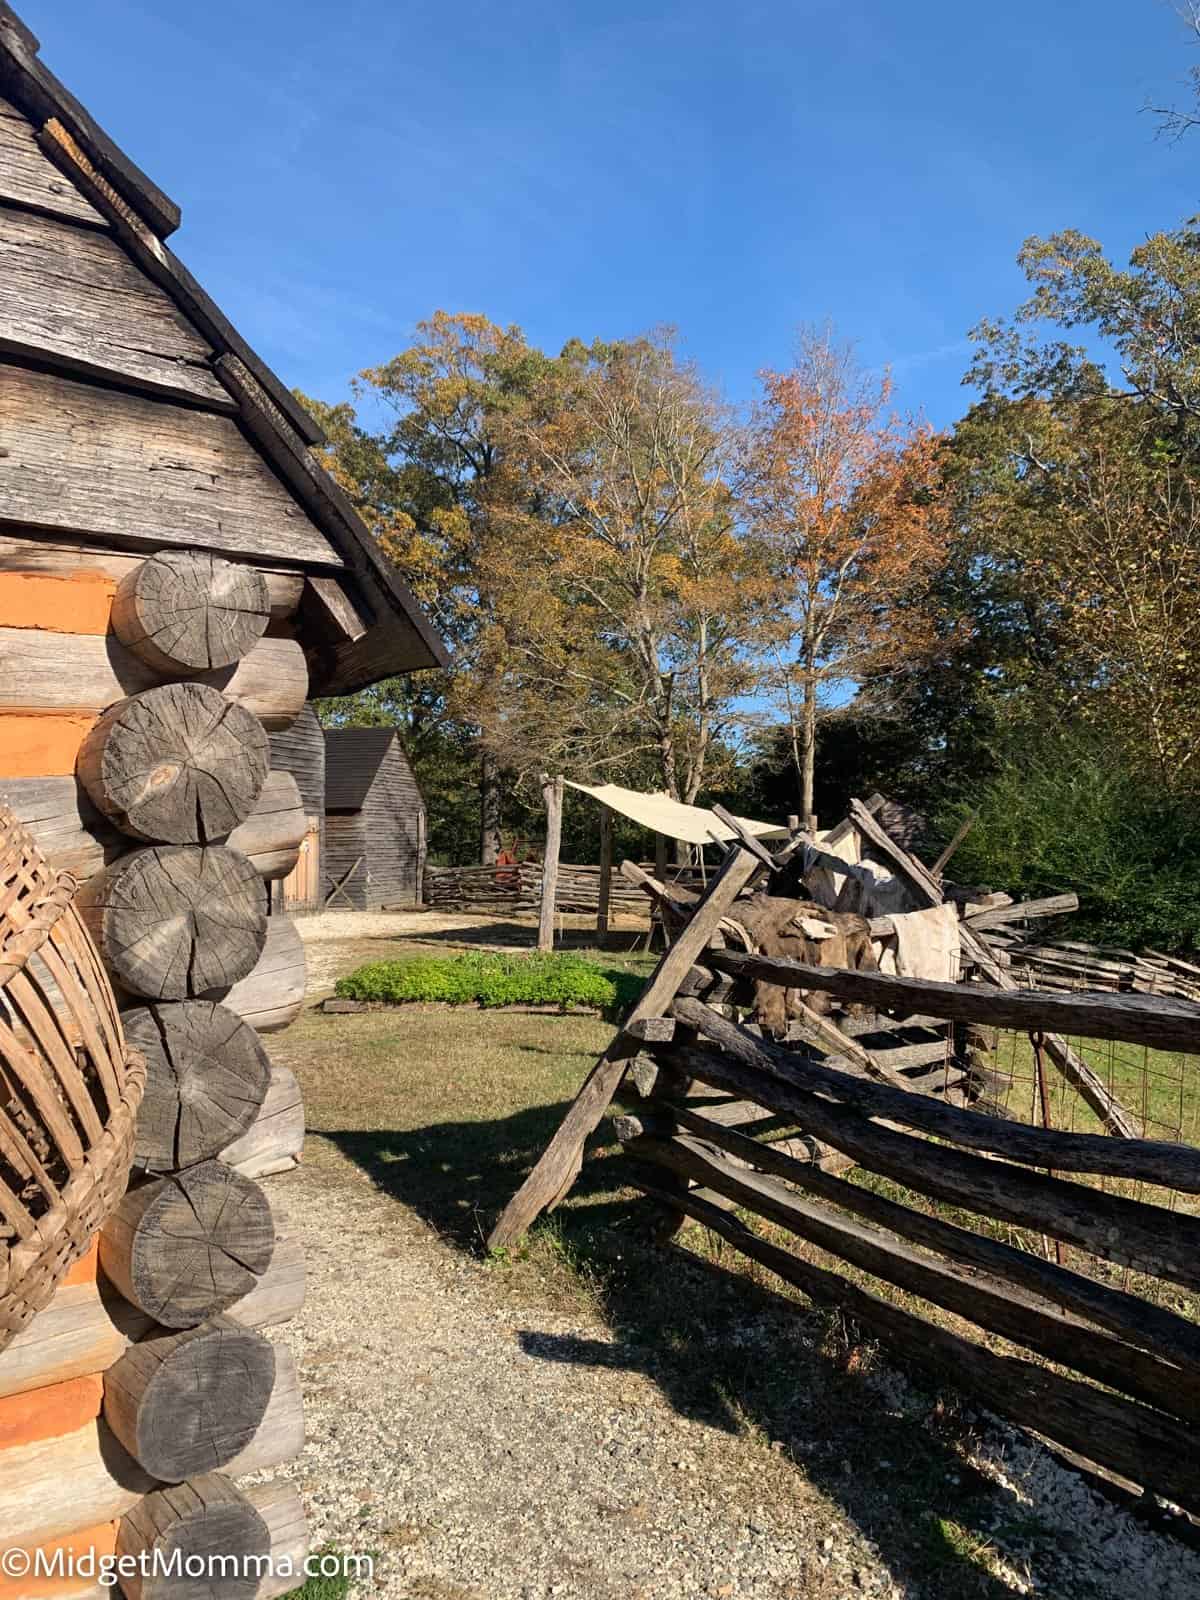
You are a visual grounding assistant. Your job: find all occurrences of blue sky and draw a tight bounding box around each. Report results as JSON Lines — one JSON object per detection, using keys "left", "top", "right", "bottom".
{"left": 24, "top": 0, "right": 1200, "bottom": 428}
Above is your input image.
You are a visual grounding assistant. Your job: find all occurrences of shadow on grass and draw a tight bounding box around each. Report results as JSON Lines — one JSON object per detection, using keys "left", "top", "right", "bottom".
{"left": 323, "top": 1110, "right": 1030, "bottom": 1598}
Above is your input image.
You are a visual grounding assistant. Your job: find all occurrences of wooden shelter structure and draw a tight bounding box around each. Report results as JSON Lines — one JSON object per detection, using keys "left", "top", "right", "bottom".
{"left": 323, "top": 727, "right": 427, "bottom": 910}
{"left": 0, "top": 3, "right": 445, "bottom": 1582}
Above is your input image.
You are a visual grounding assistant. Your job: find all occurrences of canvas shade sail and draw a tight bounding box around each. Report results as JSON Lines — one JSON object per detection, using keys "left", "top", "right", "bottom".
{"left": 563, "top": 780, "right": 789, "bottom": 846}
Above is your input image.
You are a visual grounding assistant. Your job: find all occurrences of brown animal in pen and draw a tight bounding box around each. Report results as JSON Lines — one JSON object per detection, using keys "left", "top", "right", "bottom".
{"left": 723, "top": 892, "right": 878, "bottom": 1036}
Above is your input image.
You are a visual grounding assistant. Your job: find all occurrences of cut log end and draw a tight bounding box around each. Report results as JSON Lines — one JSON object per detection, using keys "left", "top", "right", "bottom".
{"left": 117, "top": 1475, "right": 270, "bottom": 1600}
{"left": 123, "top": 1000, "right": 273, "bottom": 1173}
{"left": 77, "top": 682, "right": 269, "bottom": 845}
{"left": 104, "top": 1317, "right": 276, "bottom": 1480}
{"left": 100, "top": 1161, "right": 275, "bottom": 1328}
{"left": 112, "top": 550, "right": 271, "bottom": 675}
{"left": 80, "top": 844, "right": 268, "bottom": 999}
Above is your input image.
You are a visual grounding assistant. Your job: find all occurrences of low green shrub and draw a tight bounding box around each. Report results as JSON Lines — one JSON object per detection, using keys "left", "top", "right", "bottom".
{"left": 334, "top": 950, "right": 645, "bottom": 1015}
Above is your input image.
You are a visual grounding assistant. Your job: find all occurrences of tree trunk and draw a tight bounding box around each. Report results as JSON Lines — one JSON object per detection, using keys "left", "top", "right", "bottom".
{"left": 596, "top": 805, "right": 613, "bottom": 939}
{"left": 78, "top": 844, "right": 268, "bottom": 1000}
{"left": 111, "top": 549, "right": 270, "bottom": 675}
{"left": 479, "top": 748, "right": 501, "bottom": 865}
{"left": 800, "top": 673, "right": 817, "bottom": 824}
{"left": 122, "top": 1000, "right": 272, "bottom": 1174}
{"left": 76, "top": 683, "right": 270, "bottom": 845}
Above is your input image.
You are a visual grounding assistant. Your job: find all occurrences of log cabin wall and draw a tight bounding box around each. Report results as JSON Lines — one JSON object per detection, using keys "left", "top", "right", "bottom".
{"left": 0, "top": 7, "right": 446, "bottom": 1585}
{"left": 324, "top": 728, "right": 427, "bottom": 910}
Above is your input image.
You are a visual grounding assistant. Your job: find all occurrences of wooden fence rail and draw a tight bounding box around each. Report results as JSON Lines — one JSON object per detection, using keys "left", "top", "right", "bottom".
{"left": 425, "top": 860, "right": 706, "bottom": 916}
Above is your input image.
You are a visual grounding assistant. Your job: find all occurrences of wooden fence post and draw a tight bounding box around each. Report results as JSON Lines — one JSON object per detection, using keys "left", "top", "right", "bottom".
{"left": 538, "top": 774, "right": 563, "bottom": 953}
{"left": 596, "top": 805, "right": 613, "bottom": 940}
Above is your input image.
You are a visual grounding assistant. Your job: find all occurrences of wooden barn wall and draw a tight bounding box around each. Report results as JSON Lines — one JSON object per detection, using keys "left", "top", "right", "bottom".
{"left": 268, "top": 706, "right": 325, "bottom": 909}
{"left": 358, "top": 742, "right": 426, "bottom": 909}
{"left": 324, "top": 812, "right": 369, "bottom": 910}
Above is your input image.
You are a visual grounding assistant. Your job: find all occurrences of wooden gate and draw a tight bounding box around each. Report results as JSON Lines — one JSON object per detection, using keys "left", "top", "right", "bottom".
{"left": 281, "top": 816, "right": 320, "bottom": 911}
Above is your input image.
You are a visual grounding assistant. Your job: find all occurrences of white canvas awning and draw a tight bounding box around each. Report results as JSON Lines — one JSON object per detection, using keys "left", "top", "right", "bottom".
{"left": 563, "top": 780, "right": 789, "bottom": 847}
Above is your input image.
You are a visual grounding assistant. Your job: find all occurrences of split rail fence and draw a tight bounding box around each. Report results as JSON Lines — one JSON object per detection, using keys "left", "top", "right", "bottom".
{"left": 425, "top": 860, "right": 707, "bottom": 918}
{"left": 489, "top": 831, "right": 1200, "bottom": 1513}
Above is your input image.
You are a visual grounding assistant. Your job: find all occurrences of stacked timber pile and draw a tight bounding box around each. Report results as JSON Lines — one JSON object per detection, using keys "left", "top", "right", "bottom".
{"left": 983, "top": 933, "right": 1200, "bottom": 1004}
{"left": 0, "top": 551, "right": 309, "bottom": 1591}
{"left": 489, "top": 828, "right": 1200, "bottom": 1512}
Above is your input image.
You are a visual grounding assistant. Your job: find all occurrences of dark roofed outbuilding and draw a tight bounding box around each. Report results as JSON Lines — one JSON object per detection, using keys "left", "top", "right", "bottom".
{"left": 323, "top": 728, "right": 426, "bottom": 910}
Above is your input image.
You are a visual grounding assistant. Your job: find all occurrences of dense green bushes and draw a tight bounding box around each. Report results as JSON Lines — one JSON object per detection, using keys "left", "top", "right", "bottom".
{"left": 940, "top": 735, "right": 1200, "bottom": 954}
{"left": 334, "top": 950, "right": 645, "bottom": 1013}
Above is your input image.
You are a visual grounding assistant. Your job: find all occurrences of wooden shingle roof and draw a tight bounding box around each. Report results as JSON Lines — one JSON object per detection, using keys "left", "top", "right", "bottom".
{"left": 0, "top": 3, "right": 449, "bottom": 696}
{"left": 323, "top": 728, "right": 408, "bottom": 811}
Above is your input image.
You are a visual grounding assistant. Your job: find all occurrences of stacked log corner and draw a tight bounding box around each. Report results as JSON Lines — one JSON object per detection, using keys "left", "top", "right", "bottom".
{"left": 0, "top": 548, "right": 309, "bottom": 1591}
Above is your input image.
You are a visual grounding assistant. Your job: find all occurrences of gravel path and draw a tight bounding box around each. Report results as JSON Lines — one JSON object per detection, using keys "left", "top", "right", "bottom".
{"left": 258, "top": 1155, "right": 1200, "bottom": 1600}
{"left": 261, "top": 1162, "right": 902, "bottom": 1600}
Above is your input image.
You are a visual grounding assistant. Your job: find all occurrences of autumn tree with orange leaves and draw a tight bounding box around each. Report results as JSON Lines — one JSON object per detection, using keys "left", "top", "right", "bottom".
{"left": 740, "top": 328, "right": 949, "bottom": 822}
{"left": 488, "top": 332, "right": 770, "bottom": 804}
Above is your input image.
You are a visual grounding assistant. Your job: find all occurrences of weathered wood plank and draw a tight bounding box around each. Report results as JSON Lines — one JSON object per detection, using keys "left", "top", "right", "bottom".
{"left": 0, "top": 627, "right": 307, "bottom": 730}
{"left": 0, "top": 94, "right": 103, "bottom": 225}
{"left": 957, "top": 924, "right": 1141, "bottom": 1139}
{"left": 665, "top": 1039, "right": 1200, "bottom": 1291}
{"left": 0, "top": 1418, "right": 152, "bottom": 1550}
{"left": 220, "top": 1062, "right": 304, "bottom": 1179}
{"left": 672, "top": 998, "right": 1200, "bottom": 1193}
{"left": 0, "top": 204, "right": 231, "bottom": 405}
{"left": 246, "top": 1481, "right": 309, "bottom": 1600}
{"left": 1, "top": 23, "right": 180, "bottom": 238}
{"left": 218, "top": 914, "right": 307, "bottom": 1035}
{"left": 37, "top": 117, "right": 325, "bottom": 447}
{"left": 706, "top": 948, "right": 1200, "bottom": 1054}
{"left": 0, "top": 533, "right": 305, "bottom": 617}
{"left": 963, "top": 893, "right": 1080, "bottom": 931}
{"left": 634, "top": 1181, "right": 1200, "bottom": 1515}
{"left": 0, "top": 366, "right": 342, "bottom": 567}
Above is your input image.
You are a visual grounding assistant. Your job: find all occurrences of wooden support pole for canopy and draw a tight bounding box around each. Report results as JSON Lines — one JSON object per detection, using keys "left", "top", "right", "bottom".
{"left": 487, "top": 836, "right": 801, "bottom": 1249}
{"left": 596, "top": 804, "right": 613, "bottom": 939}
{"left": 537, "top": 773, "right": 563, "bottom": 953}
